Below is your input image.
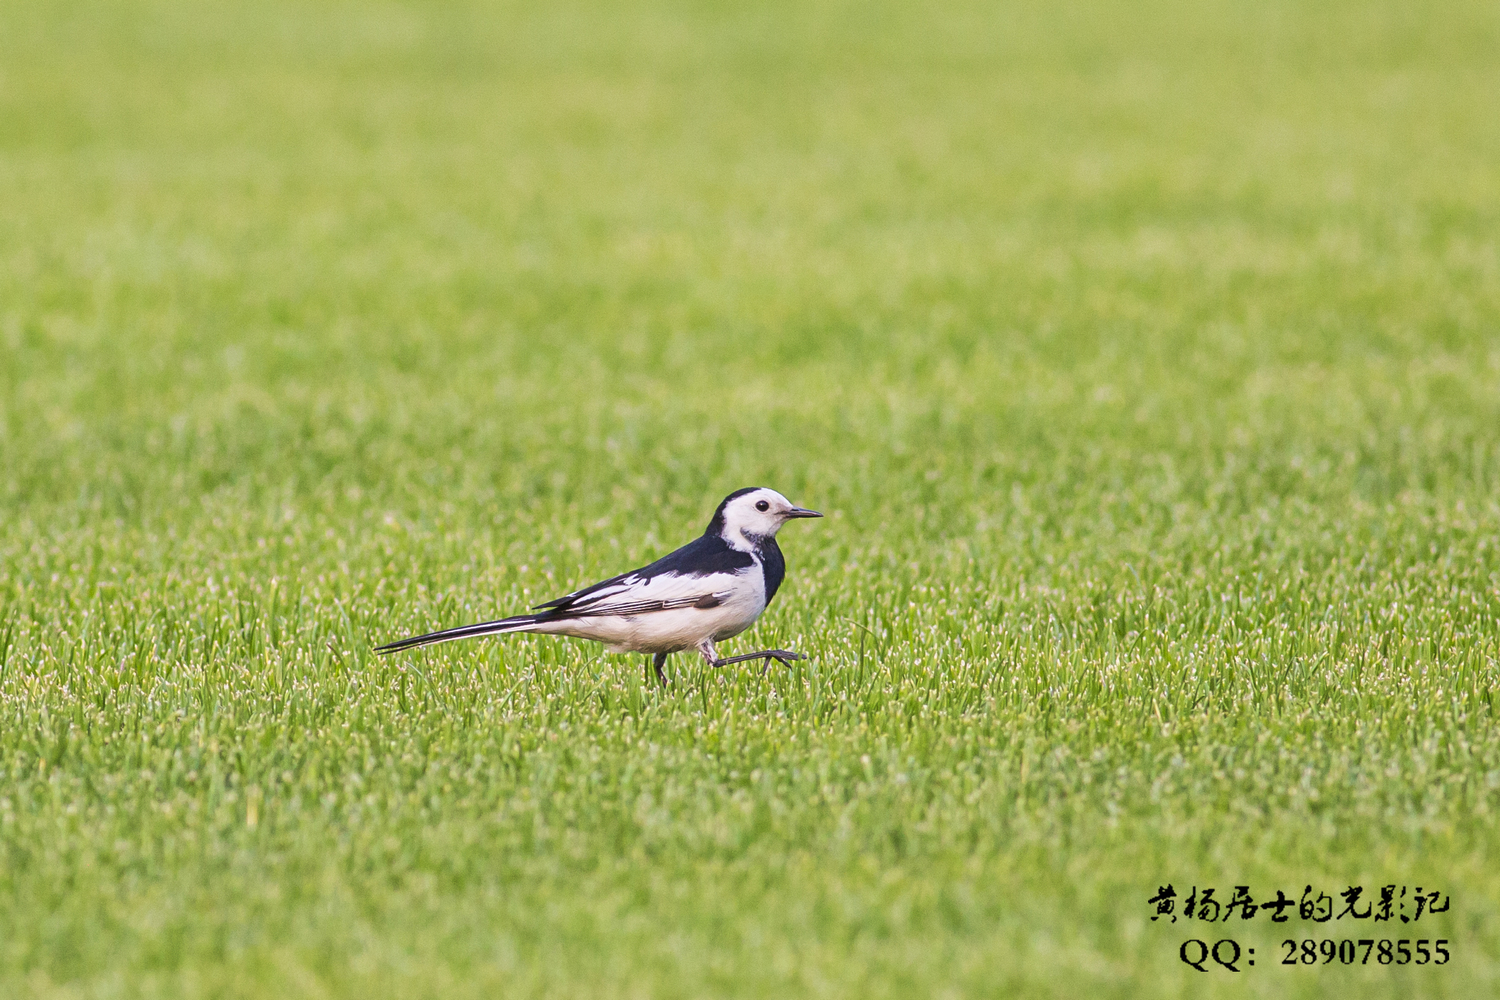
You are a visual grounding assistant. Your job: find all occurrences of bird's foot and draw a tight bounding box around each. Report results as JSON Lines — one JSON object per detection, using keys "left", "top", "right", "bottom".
{"left": 713, "top": 649, "right": 806, "bottom": 675}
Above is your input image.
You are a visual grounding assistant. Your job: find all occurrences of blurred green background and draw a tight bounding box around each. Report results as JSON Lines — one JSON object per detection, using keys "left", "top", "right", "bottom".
{"left": 2, "top": 1, "right": 1498, "bottom": 996}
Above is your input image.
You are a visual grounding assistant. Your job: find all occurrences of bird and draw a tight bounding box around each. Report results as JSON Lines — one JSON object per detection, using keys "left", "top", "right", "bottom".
{"left": 376, "top": 487, "right": 823, "bottom": 685}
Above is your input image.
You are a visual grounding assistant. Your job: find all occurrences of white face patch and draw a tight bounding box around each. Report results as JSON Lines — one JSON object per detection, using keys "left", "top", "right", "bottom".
{"left": 718, "top": 488, "right": 797, "bottom": 546}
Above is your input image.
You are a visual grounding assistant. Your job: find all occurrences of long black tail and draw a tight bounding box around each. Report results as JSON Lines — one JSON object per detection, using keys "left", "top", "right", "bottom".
{"left": 375, "top": 614, "right": 547, "bottom": 655}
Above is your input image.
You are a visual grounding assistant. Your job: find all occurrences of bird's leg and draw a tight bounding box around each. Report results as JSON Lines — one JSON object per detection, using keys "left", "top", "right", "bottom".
{"left": 650, "top": 652, "right": 668, "bottom": 687}
{"left": 695, "top": 638, "right": 719, "bottom": 667}
{"left": 712, "top": 648, "right": 807, "bottom": 675}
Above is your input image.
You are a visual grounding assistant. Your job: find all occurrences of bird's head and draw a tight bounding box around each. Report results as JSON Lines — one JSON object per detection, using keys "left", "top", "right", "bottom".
{"left": 707, "top": 487, "right": 822, "bottom": 548}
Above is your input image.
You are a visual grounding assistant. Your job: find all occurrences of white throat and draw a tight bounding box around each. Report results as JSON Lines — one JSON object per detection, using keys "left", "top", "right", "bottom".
{"left": 720, "top": 525, "right": 762, "bottom": 554}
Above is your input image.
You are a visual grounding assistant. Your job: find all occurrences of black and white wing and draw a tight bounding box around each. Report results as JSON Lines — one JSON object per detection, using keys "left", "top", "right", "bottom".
{"left": 376, "top": 532, "right": 752, "bottom": 654}
{"left": 535, "top": 566, "right": 737, "bottom": 618}
{"left": 532, "top": 532, "right": 753, "bottom": 613}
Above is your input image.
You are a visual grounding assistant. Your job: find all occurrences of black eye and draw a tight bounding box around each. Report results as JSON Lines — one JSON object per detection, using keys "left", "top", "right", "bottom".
{"left": 755, "top": 500, "right": 770, "bottom": 512}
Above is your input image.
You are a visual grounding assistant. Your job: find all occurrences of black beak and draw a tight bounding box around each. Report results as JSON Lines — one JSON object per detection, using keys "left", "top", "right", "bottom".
{"left": 785, "top": 506, "right": 823, "bottom": 518}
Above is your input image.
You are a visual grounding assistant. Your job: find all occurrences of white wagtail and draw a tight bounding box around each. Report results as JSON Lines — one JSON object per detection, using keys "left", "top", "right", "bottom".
{"left": 377, "top": 487, "right": 822, "bottom": 684}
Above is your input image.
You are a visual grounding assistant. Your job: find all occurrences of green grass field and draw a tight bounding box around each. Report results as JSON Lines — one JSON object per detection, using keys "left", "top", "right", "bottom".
{"left": 3, "top": 0, "right": 1499, "bottom": 996}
